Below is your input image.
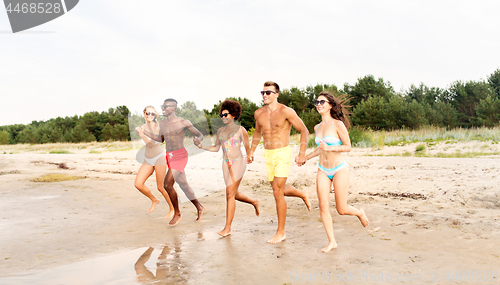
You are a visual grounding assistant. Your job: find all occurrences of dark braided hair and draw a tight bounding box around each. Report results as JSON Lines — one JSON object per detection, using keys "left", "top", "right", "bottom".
{"left": 318, "top": 91, "right": 351, "bottom": 129}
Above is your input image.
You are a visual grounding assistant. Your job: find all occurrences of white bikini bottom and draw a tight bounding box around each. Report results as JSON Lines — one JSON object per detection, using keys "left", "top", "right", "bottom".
{"left": 144, "top": 152, "right": 165, "bottom": 165}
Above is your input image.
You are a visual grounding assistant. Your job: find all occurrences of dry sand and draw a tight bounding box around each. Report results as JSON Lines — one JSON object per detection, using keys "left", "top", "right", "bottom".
{"left": 0, "top": 141, "right": 499, "bottom": 284}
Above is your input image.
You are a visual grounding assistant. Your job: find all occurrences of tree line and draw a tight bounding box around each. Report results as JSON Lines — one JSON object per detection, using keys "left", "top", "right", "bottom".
{"left": 0, "top": 106, "right": 130, "bottom": 145}
{"left": 1, "top": 68, "right": 499, "bottom": 145}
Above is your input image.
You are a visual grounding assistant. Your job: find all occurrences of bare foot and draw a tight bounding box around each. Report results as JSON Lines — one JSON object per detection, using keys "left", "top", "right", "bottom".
{"left": 302, "top": 191, "right": 311, "bottom": 212}
{"left": 321, "top": 241, "right": 338, "bottom": 253}
{"left": 267, "top": 233, "right": 286, "bottom": 243}
{"left": 358, "top": 208, "right": 369, "bottom": 227}
{"left": 195, "top": 205, "right": 205, "bottom": 222}
{"left": 163, "top": 209, "right": 174, "bottom": 219}
{"left": 168, "top": 213, "right": 181, "bottom": 226}
{"left": 253, "top": 200, "right": 261, "bottom": 216}
{"left": 217, "top": 229, "right": 231, "bottom": 237}
{"left": 149, "top": 199, "right": 160, "bottom": 213}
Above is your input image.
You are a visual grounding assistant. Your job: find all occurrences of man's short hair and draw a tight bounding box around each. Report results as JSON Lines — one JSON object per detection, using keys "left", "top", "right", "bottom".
{"left": 164, "top": 98, "right": 178, "bottom": 108}
{"left": 264, "top": 81, "right": 280, "bottom": 93}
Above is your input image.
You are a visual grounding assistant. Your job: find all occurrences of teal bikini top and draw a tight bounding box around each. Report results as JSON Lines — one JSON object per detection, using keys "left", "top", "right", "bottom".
{"left": 315, "top": 121, "right": 342, "bottom": 146}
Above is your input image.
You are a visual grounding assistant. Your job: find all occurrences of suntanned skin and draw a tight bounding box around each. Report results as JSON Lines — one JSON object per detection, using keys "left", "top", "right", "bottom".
{"left": 134, "top": 108, "right": 174, "bottom": 218}
{"left": 304, "top": 94, "right": 369, "bottom": 252}
{"left": 196, "top": 110, "right": 260, "bottom": 237}
{"left": 247, "top": 84, "right": 312, "bottom": 243}
{"left": 137, "top": 101, "right": 205, "bottom": 226}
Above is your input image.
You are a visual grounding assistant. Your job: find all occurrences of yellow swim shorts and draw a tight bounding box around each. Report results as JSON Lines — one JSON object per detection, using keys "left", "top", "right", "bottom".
{"left": 264, "top": 146, "right": 293, "bottom": 181}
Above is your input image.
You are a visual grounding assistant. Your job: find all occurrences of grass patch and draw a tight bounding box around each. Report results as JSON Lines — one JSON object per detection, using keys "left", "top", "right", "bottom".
{"left": 348, "top": 126, "right": 500, "bottom": 148}
{"left": 31, "top": 174, "right": 85, "bottom": 182}
{"left": 89, "top": 150, "right": 102, "bottom": 154}
{"left": 109, "top": 147, "right": 133, "bottom": 152}
{"left": 434, "top": 151, "right": 500, "bottom": 158}
{"left": 415, "top": 144, "right": 426, "bottom": 152}
{"left": 367, "top": 150, "right": 500, "bottom": 158}
{"left": 49, "top": 150, "right": 73, "bottom": 154}
{"left": 307, "top": 136, "right": 316, "bottom": 148}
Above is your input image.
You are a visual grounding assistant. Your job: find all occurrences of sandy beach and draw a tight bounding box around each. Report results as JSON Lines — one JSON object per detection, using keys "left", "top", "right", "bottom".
{"left": 1, "top": 140, "right": 499, "bottom": 284}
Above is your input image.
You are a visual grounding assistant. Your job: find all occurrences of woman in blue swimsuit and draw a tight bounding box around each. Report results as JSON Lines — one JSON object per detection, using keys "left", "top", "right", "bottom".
{"left": 304, "top": 91, "right": 369, "bottom": 252}
{"left": 134, "top": 106, "right": 174, "bottom": 217}
{"left": 198, "top": 100, "right": 260, "bottom": 237}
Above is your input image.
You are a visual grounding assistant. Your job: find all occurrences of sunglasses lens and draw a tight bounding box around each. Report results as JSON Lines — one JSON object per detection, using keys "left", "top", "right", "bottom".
{"left": 261, "top": 90, "right": 275, "bottom": 95}
{"left": 315, "top": 100, "right": 328, "bottom": 106}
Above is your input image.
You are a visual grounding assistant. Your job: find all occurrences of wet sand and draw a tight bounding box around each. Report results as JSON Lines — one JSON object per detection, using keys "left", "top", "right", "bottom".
{"left": 1, "top": 142, "right": 499, "bottom": 284}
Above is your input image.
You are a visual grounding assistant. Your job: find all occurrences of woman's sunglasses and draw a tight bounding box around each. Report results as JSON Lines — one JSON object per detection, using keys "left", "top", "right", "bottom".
{"left": 314, "top": 100, "right": 329, "bottom": 106}
{"left": 220, "top": 113, "right": 230, "bottom": 118}
{"left": 145, "top": 112, "right": 156, "bottom": 116}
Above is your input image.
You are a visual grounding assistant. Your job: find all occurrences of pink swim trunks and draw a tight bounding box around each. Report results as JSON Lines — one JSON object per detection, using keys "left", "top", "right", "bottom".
{"left": 166, "top": 147, "right": 188, "bottom": 173}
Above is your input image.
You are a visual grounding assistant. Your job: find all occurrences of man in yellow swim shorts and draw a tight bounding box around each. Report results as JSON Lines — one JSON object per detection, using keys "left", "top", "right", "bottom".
{"left": 247, "top": 81, "right": 312, "bottom": 244}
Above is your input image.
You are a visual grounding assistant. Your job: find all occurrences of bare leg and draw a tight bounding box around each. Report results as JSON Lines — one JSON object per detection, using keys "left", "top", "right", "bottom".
{"left": 228, "top": 165, "right": 260, "bottom": 216}
{"left": 218, "top": 180, "right": 238, "bottom": 237}
{"left": 226, "top": 160, "right": 260, "bottom": 216}
{"left": 317, "top": 171, "right": 337, "bottom": 252}
{"left": 164, "top": 169, "right": 181, "bottom": 226}
{"left": 154, "top": 165, "right": 174, "bottom": 219}
{"left": 134, "top": 247, "right": 155, "bottom": 281}
{"left": 134, "top": 164, "right": 160, "bottom": 213}
{"left": 333, "top": 168, "right": 369, "bottom": 227}
{"left": 283, "top": 184, "right": 311, "bottom": 212}
{"left": 235, "top": 191, "right": 260, "bottom": 216}
{"left": 268, "top": 177, "right": 288, "bottom": 243}
{"left": 172, "top": 170, "right": 205, "bottom": 222}
{"left": 155, "top": 245, "right": 171, "bottom": 280}
{"left": 218, "top": 173, "right": 260, "bottom": 237}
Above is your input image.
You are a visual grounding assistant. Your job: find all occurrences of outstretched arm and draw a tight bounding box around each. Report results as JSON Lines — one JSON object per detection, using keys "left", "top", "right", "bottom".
{"left": 285, "top": 107, "right": 309, "bottom": 166}
{"left": 247, "top": 115, "right": 262, "bottom": 164}
{"left": 198, "top": 128, "right": 222, "bottom": 152}
{"left": 303, "top": 124, "right": 320, "bottom": 162}
{"left": 184, "top": 120, "right": 204, "bottom": 146}
{"left": 137, "top": 127, "right": 163, "bottom": 143}
{"left": 241, "top": 126, "right": 251, "bottom": 155}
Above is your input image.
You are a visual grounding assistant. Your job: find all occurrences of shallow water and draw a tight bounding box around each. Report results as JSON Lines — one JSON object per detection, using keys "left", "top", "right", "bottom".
{"left": 0, "top": 246, "right": 191, "bottom": 285}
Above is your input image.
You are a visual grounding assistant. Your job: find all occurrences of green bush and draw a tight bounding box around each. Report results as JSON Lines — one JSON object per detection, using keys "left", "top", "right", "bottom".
{"left": 307, "top": 136, "right": 316, "bottom": 148}
{"left": 0, "top": 130, "right": 10, "bottom": 145}
{"left": 349, "top": 127, "right": 374, "bottom": 147}
{"left": 415, "top": 144, "right": 426, "bottom": 152}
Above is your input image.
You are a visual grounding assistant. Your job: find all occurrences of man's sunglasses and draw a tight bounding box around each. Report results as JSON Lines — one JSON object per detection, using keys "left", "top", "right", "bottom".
{"left": 220, "top": 113, "right": 230, "bottom": 118}
{"left": 314, "top": 100, "right": 329, "bottom": 106}
{"left": 145, "top": 112, "right": 156, "bottom": 116}
{"left": 161, "top": 105, "right": 175, "bottom": 109}
{"left": 260, "top": 90, "right": 277, "bottom": 96}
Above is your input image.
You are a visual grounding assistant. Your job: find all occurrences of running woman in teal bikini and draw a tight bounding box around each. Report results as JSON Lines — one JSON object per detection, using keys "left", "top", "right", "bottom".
{"left": 304, "top": 91, "right": 369, "bottom": 252}
{"left": 197, "top": 100, "right": 260, "bottom": 237}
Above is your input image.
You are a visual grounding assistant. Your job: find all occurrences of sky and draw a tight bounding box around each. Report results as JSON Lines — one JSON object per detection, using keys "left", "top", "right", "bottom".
{"left": 1, "top": 0, "right": 500, "bottom": 126}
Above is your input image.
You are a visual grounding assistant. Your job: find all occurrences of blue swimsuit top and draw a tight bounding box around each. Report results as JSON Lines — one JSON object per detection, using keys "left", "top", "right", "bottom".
{"left": 315, "top": 121, "right": 342, "bottom": 146}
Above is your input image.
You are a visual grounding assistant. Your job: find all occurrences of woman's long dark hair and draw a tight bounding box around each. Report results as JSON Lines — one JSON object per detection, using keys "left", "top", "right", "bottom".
{"left": 318, "top": 91, "right": 351, "bottom": 129}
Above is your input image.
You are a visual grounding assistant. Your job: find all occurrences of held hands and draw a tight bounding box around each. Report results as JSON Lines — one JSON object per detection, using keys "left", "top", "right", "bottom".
{"left": 295, "top": 153, "right": 306, "bottom": 166}
{"left": 193, "top": 137, "right": 201, "bottom": 147}
{"left": 135, "top": 127, "right": 143, "bottom": 135}
{"left": 247, "top": 152, "right": 254, "bottom": 164}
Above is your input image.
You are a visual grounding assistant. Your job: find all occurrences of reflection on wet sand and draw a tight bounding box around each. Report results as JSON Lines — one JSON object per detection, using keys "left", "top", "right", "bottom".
{"left": 134, "top": 244, "right": 187, "bottom": 284}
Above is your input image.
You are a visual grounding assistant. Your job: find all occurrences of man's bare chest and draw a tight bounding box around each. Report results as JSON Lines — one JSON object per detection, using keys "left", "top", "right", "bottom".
{"left": 259, "top": 113, "right": 288, "bottom": 131}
